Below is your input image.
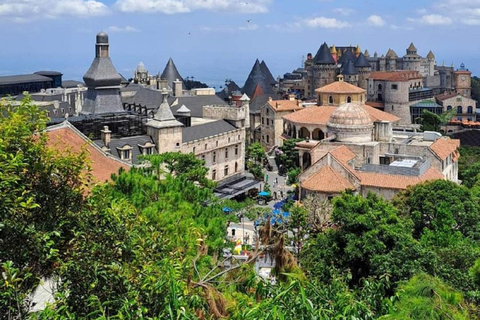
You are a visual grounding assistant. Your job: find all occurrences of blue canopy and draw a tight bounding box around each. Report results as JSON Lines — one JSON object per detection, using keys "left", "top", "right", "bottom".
{"left": 282, "top": 211, "right": 291, "bottom": 218}
{"left": 222, "top": 207, "right": 233, "bottom": 213}
{"left": 272, "top": 209, "right": 281, "bottom": 216}
{"left": 258, "top": 191, "right": 271, "bottom": 197}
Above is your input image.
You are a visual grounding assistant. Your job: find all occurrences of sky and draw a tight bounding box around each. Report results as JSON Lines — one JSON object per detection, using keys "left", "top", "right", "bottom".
{"left": 1, "top": 0, "right": 479, "bottom": 89}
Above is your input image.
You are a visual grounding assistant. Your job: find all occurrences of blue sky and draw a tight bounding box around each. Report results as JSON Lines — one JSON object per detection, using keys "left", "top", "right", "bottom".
{"left": 1, "top": 0, "right": 479, "bottom": 89}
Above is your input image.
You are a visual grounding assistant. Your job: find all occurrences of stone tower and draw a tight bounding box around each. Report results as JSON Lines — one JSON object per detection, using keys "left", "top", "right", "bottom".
{"left": 82, "top": 32, "right": 124, "bottom": 114}
{"left": 146, "top": 90, "right": 184, "bottom": 153}
{"left": 307, "top": 42, "right": 337, "bottom": 97}
{"left": 454, "top": 63, "right": 472, "bottom": 98}
{"left": 403, "top": 43, "right": 421, "bottom": 71}
{"left": 354, "top": 52, "right": 371, "bottom": 89}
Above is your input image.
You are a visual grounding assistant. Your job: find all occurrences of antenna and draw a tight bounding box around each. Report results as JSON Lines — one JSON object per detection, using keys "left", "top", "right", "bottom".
{"left": 301, "top": 55, "right": 305, "bottom": 67}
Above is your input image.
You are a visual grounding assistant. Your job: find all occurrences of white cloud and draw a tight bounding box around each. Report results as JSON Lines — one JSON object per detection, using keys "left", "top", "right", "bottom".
{"left": 367, "top": 15, "right": 385, "bottom": 26}
{"left": 304, "top": 16, "right": 350, "bottom": 29}
{"left": 108, "top": 25, "right": 140, "bottom": 32}
{"left": 419, "top": 14, "right": 452, "bottom": 25}
{"left": 114, "top": 0, "right": 272, "bottom": 14}
{"left": 333, "top": 8, "right": 354, "bottom": 16}
{"left": 0, "top": 0, "right": 109, "bottom": 20}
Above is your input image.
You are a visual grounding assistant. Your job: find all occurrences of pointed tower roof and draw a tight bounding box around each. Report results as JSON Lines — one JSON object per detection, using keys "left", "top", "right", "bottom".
{"left": 337, "top": 48, "right": 356, "bottom": 64}
{"left": 386, "top": 48, "right": 398, "bottom": 58}
{"left": 407, "top": 42, "right": 417, "bottom": 52}
{"left": 331, "top": 44, "right": 337, "bottom": 54}
{"left": 154, "top": 90, "right": 176, "bottom": 121}
{"left": 354, "top": 52, "right": 371, "bottom": 68}
{"left": 355, "top": 45, "right": 361, "bottom": 55}
{"left": 136, "top": 62, "right": 146, "bottom": 73}
{"left": 341, "top": 60, "right": 358, "bottom": 75}
{"left": 242, "top": 59, "right": 274, "bottom": 97}
{"left": 160, "top": 58, "right": 185, "bottom": 90}
{"left": 240, "top": 93, "right": 250, "bottom": 101}
{"left": 364, "top": 49, "right": 370, "bottom": 57}
{"left": 427, "top": 50, "right": 435, "bottom": 60}
{"left": 177, "top": 104, "right": 191, "bottom": 114}
{"left": 260, "top": 60, "right": 277, "bottom": 85}
{"left": 83, "top": 31, "right": 122, "bottom": 88}
{"left": 313, "top": 42, "right": 336, "bottom": 64}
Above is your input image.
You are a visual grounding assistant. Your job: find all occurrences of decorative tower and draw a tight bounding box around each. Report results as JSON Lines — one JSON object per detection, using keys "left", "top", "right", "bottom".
{"left": 403, "top": 43, "right": 421, "bottom": 71}
{"left": 146, "top": 89, "right": 184, "bottom": 153}
{"left": 354, "top": 52, "right": 371, "bottom": 90}
{"left": 307, "top": 42, "right": 337, "bottom": 97}
{"left": 82, "top": 32, "right": 124, "bottom": 115}
{"left": 454, "top": 63, "right": 472, "bottom": 98}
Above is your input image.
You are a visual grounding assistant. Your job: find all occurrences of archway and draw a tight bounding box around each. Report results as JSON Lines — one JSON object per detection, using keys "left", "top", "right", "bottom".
{"left": 303, "top": 152, "right": 311, "bottom": 170}
{"left": 312, "top": 128, "right": 324, "bottom": 140}
{"left": 299, "top": 127, "right": 310, "bottom": 139}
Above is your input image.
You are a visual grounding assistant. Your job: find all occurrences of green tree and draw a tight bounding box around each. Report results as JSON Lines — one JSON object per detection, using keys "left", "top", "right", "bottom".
{"left": 246, "top": 142, "right": 266, "bottom": 164}
{"left": 380, "top": 274, "right": 473, "bottom": 320}
{"left": 419, "top": 107, "right": 457, "bottom": 133}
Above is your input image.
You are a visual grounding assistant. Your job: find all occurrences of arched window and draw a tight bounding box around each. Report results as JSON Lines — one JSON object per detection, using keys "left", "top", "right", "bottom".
{"left": 467, "top": 106, "right": 473, "bottom": 114}
{"left": 328, "top": 95, "right": 333, "bottom": 104}
{"left": 378, "top": 84, "right": 382, "bottom": 90}
{"left": 447, "top": 105, "right": 452, "bottom": 111}
{"left": 346, "top": 96, "right": 352, "bottom": 103}
{"left": 212, "top": 169, "right": 216, "bottom": 180}
{"left": 457, "top": 106, "right": 462, "bottom": 114}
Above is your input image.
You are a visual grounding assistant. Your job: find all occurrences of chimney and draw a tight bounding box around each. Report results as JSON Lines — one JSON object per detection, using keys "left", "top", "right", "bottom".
{"left": 288, "top": 94, "right": 295, "bottom": 101}
{"left": 101, "top": 126, "right": 111, "bottom": 148}
{"left": 268, "top": 96, "right": 273, "bottom": 102}
{"left": 173, "top": 79, "right": 183, "bottom": 97}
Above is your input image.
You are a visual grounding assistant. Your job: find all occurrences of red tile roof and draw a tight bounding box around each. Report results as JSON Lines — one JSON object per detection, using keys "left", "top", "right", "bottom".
{"left": 363, "top": 105, "right": 400, "bottom": 122}
{"left": 315, "top": 81, "right": 365, "bottom": 94}
{"left": 429, "top": 137, "right": 461, "bottom": 161}
{"left": 267, "top": 99, "right": 303, "bottom": 112}
{"left": 46, "top": 122, "right": 130, "bottom": 186}
{"left": 302, "top": 166, "right": 355, "bottom": 192}
{"left": 369, "top": 71, "right": 422, "bottom": 81}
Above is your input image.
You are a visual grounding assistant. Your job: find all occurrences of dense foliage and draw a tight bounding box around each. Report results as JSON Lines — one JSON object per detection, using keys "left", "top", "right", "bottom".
{"left": 1, "top": 97, "right": 480, "bottom": 319}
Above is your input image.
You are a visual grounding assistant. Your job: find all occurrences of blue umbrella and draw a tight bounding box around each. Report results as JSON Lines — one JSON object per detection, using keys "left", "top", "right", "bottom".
{"left": 282, "top": 211, "right": 291, "bottom": 218}
{"left": 258, "top": 191, "right": 271, "bottom": 197}
{"left": 272, "top": 209, "right": 281, "bottom": 216}
{"left": 270, "top": 217, "right": 276, "bottom": 225}
{"left": 222, "top": 207, "right": 233, "bottom": 213}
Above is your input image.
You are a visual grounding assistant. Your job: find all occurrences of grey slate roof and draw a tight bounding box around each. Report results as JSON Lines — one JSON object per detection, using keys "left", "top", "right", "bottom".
{"left": 260, "top": 60, "right": 277, "bottom": 85}
{"left": 313, "top": 43, "right": 335, "bottom": 64}
{"left": 160, "top": 58, "right": 186, "bottom": 90}
{"left": 94, "top": 135, "right": 155, "bottom": 164}
{"left": 354, "top": 52, "right": 371, "bottom": 68}
{"left": 153, "top": 92, "right": 176, "bottom": 121}
{"left": 62, "top": 80, "right": 85, "bottom": 88}
{"left": 123, "top": 86, "right": 163, "bottom": 109}
{"left": 170, "top": 95, "right": 227, "bottom": 118}
{"left": 249, "top": 93, "right": 281, "bottom": 114}
{"left": 34, "top": 71, "right": 63, "bottom": 77}
{"left": 0, "top": 74, "right": 53, "bottom": 86}
{"left": 341, "top": 60, "right": 358, "bottom": 75}
{"left": 217, "top": 81, "right": 240, "bottom": 100}
{"left": 242, "top": 59, "right": 274, "bottom": 98}
{"left": 83, "top": 57, "right": 122, "bottom": 88}
{"left": 337, "top": 48, "right": 356, "bottom": 65}
{"left": 182, "top": 119, "right": 237, "bottom": 143}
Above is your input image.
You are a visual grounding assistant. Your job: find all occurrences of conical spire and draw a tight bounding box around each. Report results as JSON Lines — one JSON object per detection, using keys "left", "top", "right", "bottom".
{"left": 341, "top": 60, "right": 358, "bottom": 75}
{"left": 355, "top": 45, "right": 361, "bottom": 56}
{"left": 242, "top": 59, "right": 274, "bottom": 97}
{"left": 386, "top": 48, "right": 398, "bottom": 58}
{"left": 260, "top": 60, "right": 277, "bottom": 85}
{"left": 330, "top": 44, "right": 337, "bottom": 54}
{"left": 354, "top": 52, "right": 371, "bottom": 68}
{"left": 407, "top": 42, "right": 417, "bottom": 52}
{"left": 427, "top": 50, "right": 435, "bottom": 60}
{"left": 364, "top": 49, "right": 370, "bottom": 57}
{"left": 161, "top": 58, "right": 185, "bottom": 90}
{"left": 153, "top": 89, "right": 176, "bottom": 121}
{"left": 337, "top": 48, "right": 356, "bottom": 64}
{"left": 313, "top": 42, "right": 336, "bottom": 64}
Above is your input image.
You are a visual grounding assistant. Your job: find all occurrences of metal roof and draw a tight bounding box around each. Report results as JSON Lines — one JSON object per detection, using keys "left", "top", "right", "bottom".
{"left": 182, "top": 119, "right": 237, "bottom": 143}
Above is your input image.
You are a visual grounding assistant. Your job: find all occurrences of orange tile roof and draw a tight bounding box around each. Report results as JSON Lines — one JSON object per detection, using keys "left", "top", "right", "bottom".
{"left": 363, "top": 105, "right": 400, "bottom": 122}
{"left": 302, "top": 166, "right": 355, "bottom": 192}
{"left": 329, "top": 145, "right": 356, "bottom": 164}
{"left": 356, "top": 167, "right": 444, "bottom": 190}
{"left": 365, "top": 101, "right": 385, "bottom": 108}
{"left": 267, "top": 99, "right": 303, "bottom": 112}
{"left": 282, "top": 106, "right": 336, "bottom": 124}
{"left": 46, "top": 122, "right": 131, "bottom": 186}
{"left": 429, "top": 137, "right": 460, "bottom": 161}
{"left": 369, "top": 71, "right": 422, "bottom": 81}
{"left": 282, "top": 105, "right": 398, "bottom": 124}
{"left": 315, "top": 81, "right": 365, "bottom": 94}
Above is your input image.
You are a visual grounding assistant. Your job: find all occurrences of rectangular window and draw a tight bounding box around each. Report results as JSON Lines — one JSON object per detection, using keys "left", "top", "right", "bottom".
{"left": 391, "top": 84, "right": 398, "bottom": 90}
{"left": 193, "top": 147, "right": 196, "bottom": 154}
{"left": 225, "top": 148, "right": 228, "bottom": 159}
{"left": 267, "top": 119, "right": 270, "bottom": 125}
{"left": 205, "top": 143, "right": 208, "bottom": 150}
{"left": 224, "top": 165, "right": 229, "bottom": 176}
{"left": 235, "top": 145, "right": 239, "bottom": 156}
{"left": 262, "top": 117, "right": 264, "bottom": 124}
{"left": 213, "top": 151, "right": 216, "bottom": 163}
{"left": 212, "top": 169, "right": 216, "bottom": 180}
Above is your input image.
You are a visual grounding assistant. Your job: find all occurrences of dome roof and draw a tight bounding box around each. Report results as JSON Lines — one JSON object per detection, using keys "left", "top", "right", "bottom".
{"left": 96, "top": 31, "right": 109, "bottom": 44}
{"left": 136, "top": 62, "right": 147, "bottom": 73}
{"left": 327, "top": 103, "right": 373, "bottom": 143}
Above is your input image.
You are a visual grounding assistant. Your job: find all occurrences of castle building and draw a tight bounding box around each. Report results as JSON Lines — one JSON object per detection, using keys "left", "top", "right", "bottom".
{"left": 280, "top": 78, "right": 460, "bottom": 200}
